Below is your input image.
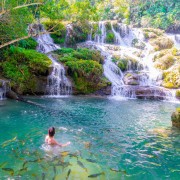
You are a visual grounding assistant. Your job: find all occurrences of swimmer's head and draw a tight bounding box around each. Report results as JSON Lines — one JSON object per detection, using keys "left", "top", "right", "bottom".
{"left": 48, "top": 127, "right": 55, "bottom": 137}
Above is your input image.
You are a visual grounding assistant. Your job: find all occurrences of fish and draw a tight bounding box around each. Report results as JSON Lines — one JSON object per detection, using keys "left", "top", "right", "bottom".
{"left": 0, "top": 162, "right": 7, "bottom": 168}
{"left": 22, "top": 161, "right": 28, "bottom": 168}
{"left": 84, "top": 142, "right": 92, "bottom": 148}
{"left": 1, "top": 136, "right": 17, "bottom": 148}
{"left": 40, "top": 164, "right": 48, "bottom": 170}
{"left": 88, "top": 172, "right": 105, "bottom": 178}
{"left": 42, "top": 172, "right": 45, "bottom": 180}
{"left": 29, "top": 158, "right": 44, "bottom": 163}
{"left": 53, "top": 166, "right": 56, "bottom": 175}
{"left": 18, "top": 167, "right": 28, "bottom": 175}
{"left": 110, "top": 168, "right": 127, "bottom": 174}
{"left": 18, "top": 140, "right": 26, "bottom": 146}
{"left": 77, "top": 160, "right": 87, "bottom": 172}
{"left": 2, "top": 168, "right": 14, "bottom": 175}
{"left": 66, "top": 169, "right": 71, "bottom": 180}
{"left": 60, "top": 151, "right": 69, "bottom": 157}
{"left": 86, "top": 159, "right": 97, "bottom": 163}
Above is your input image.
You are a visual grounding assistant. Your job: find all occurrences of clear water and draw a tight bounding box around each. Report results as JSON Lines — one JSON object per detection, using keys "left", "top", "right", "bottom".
{"left": 0, "top": 97, "right": 180, "bottom": 179}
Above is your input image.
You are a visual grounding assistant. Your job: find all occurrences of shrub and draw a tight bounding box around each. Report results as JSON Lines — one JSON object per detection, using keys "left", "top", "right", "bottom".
{"left": 106, "top": 32, "right": 115, "bottom": 43}
{"left": 18, "top": 38, "right": 38, "bottom": 49}
{"left": 2, "top": 47, "right": 51, "bottom": 94}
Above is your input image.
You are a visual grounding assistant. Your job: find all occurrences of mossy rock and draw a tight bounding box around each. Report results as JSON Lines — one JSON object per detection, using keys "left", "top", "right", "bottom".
{"left": 106, "top": 32, "right": 115, "bottom": 44}
{"left": 176, "top": 90, "right": 180, "bottom": 99}
{"left": 162, "top": 66, "right": 180, "bottom": 88}
{"left": 1, "top": 46, "right": 51, "bottom": 94}
{"left": 54, "top": 48, "right": 107, "bottom": 94}
{"left": 154, "top": 54, "right": 175, "bottom": 70}
{"left": 171, "top": 108, "right": 180, "bottom": 128}
{"left": 132, "top": 38, "right": 145, "bottom": 50}
{"left": 150, "top": 37, "right": 174, "bottom": 51}
{"left": 143, "top": 28, "right": 164, "bottom": 39}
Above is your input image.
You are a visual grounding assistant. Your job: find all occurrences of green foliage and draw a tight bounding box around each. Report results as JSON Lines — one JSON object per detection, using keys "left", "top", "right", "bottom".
{"left": 54, "top": 48, "right": 107, "bottom": 94}
{"left": 1, "top": 46, "right": 51, "bottom": 94}
{"left": 176, "top": 90, "right": 180, "bottom": 98}
{"left": 118, "top": 60, "right": 128, "bottom": 71}
{"left": 17, "top": 38, "right": 38, "bottom": 50}
{"left": 56, "top": 48, "right": 103, "bottom": 64}
{"left": 106, "top": 32, "right": 115, "bottom": 43}
{"left": 130, "top": 0, "right": 180, "bottom": 30}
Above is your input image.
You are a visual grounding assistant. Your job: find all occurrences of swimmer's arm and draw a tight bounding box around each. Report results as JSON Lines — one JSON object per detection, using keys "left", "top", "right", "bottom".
{"left": 45, "top": 135, "right": 48, "bottom": 143}
{"left": 53, "top": 139, "right": 71, "bottom": 147}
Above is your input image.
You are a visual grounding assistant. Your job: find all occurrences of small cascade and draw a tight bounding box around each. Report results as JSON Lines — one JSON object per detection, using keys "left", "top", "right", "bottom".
{"left": 35, "top": 26, "right": 59, "bottom": 53}
{"left": 94, "top": 21, "right": 107, "bottom": 43}
{"left": 86, "top": 21, "right": 179, "bottom": 101}
{"left": 34, "top": 24, "right": 72, "bottom": 96}
{"left": 0, "top": 80, "right": 10, "bottom": 100}
{"left": 166, "top": 33, "right": 180, "bottom": 49}
{"left": 46, "top": 55, "right": 72, "bottom": 96}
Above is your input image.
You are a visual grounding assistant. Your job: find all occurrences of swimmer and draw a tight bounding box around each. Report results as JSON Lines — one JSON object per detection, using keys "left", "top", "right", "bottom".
{"left": 45, "top": 127, "right": 71, "bottom": 147}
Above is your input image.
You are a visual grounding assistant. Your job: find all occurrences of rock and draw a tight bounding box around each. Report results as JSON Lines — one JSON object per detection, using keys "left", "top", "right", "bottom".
{"left": 123, "top": 73, "right": 139, "bottom": 85}
{"left": 171, "top": 108, "right": 180, "bottom": 128}
{"left": 132, "top": 38, "right": 145, "bottom": 50}
{"left": 6, "top": 90, "right": 19, "bottom": 100}
{"left": 93, "top": 84, "right": 111, "bottom": 96}
{"left": 176, "top": 90, "right": 180, "bottom": 100}
{"left": 166, "top": 23, "right": 180, "bottom": 34}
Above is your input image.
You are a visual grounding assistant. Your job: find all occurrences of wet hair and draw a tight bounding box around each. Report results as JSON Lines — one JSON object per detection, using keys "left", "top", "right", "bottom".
{"left": 48, "top": 127, "right": 55, "bottom": 137}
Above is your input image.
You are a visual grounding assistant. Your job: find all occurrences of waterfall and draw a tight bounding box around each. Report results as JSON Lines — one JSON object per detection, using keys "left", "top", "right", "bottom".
{"left": 94, "top": 21, "right": 107, "bottom": 43}
{"left": 46, "top": 54, "right": 72, "bottom": 96}
{"left": 35, "top": 24, "right": 72, "bottom": 96}
{"left": 86, "top": 21, "right": 180, "bottom": 101}
{"left": 0, "top": 80, "right": 10, "bottom": 100}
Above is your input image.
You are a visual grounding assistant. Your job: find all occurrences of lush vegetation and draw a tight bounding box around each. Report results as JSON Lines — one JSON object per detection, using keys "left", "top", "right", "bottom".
{"left": 0, "top": 46, "right": 51, "bottom": 94}
{"left": 54, "top": 48, "right": 109, "bottom": 94}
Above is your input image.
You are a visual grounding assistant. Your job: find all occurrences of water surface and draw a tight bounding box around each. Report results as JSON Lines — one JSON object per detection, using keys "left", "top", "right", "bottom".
{"left": 0, "top": 97, "right": 179, "bottom": 179}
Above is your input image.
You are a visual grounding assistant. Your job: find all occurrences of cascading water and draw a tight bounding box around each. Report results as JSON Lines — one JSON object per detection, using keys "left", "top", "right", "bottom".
{"left": 86, "top": 21, "right": 180, "bottom": 101}
{"left": 0, "top": 80, "right": 10, "bottom": 100}
{"left": 34, "top": 24, "right": 72, "bottom": 96}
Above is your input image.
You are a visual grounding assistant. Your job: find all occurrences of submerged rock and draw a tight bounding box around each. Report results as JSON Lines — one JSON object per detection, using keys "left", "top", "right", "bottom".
{"left": 171, "top": 108, "right": 180, "bottom": 128}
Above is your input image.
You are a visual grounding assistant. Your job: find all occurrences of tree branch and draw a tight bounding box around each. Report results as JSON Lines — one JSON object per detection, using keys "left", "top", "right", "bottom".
{"left": 0, "top": 25, "right": 58, "bottom": 49}
{"left": 0, "top": 2, "right": 43, "bottom": 17}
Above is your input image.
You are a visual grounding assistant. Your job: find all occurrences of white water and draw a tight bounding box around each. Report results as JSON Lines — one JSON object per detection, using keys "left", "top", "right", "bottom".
{"left": 0, "top": 80, "right": 10, "bottom": 100}
{"left": 35, "top": 25, "right": 72, "bottom": 96}
{"left": 87, "top": 21, "right": 180, "bottom": 101}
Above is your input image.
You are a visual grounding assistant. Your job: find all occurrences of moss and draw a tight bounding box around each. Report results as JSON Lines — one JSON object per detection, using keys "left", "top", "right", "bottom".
{"left": 176, "top": 90, "right": 180, "bottom": 98}
{"left": 143, "top": 28, "right": 164, "bottom": 39}
{"left": 162, "top": 67, "right": 180, "bottom": 88}
{"left": 171, "top": 108, "right": 180, "bottom": 128}
{"left": 150, "top": 37, "right": 174, "bottom": 51}
{"left": 154, "top": 54, "right": 175, "bottom": 70}
{"left": 117, "top": 60, "right": 128, "bottom": 71}
{"left": 106, "top": 32, "right": 115, "bottom": 43}
{"left": 2, "top": 46, "right": 51, "bottom": 94}
{"left": 66, "top": 60, "right": 104, "bottom": 94}
{"left": 54, "top": 48, "right": 108, "bottom": 94}
{"left": 56, "top": 48, "right": 103, "bottom": 64}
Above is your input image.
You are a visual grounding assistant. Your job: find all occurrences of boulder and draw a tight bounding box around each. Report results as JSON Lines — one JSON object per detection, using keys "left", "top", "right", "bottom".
{"left": 171, "top": 108, "right": 180, "bottom": 128}
{"left": 123, "top": 73, "right": 139, "bottom": 85}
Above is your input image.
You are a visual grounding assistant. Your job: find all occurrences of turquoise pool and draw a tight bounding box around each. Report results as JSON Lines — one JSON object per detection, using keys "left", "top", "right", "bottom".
{"left": 0, "top": 97, "right": 179, "bottom": 179}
